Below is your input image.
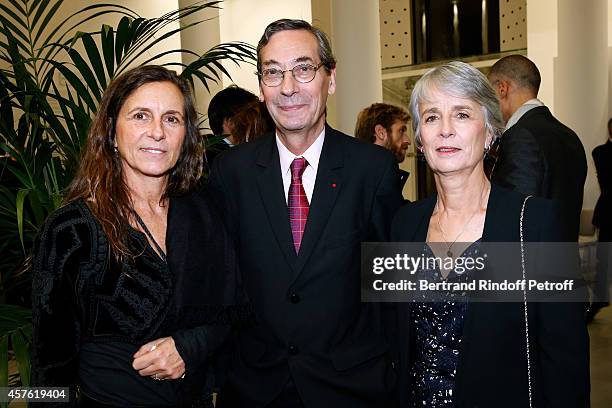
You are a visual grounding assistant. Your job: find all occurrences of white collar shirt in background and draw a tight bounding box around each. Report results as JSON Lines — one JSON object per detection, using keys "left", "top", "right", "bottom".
{"left": 504, "top": 98, "right": 545, "bottom": 131}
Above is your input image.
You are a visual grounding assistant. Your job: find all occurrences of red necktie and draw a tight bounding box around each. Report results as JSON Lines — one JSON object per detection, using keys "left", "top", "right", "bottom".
{"left": 288, "top": 157, "right": 309, "bottom": 253}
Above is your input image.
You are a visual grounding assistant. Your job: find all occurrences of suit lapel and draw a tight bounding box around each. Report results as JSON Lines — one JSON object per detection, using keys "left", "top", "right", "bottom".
{"left": 481, "top": 184, "right": 501, "bottom": 242}
{"left": 255, "top": 135, "right": 298, "bottom": 270}
{"left": 292, "top": 126, "right": 344, "bottom": 280}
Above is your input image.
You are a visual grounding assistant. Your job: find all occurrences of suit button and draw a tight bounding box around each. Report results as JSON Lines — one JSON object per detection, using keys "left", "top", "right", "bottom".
{"left": 290, "top": 293, "right": 301, "bottom": 304}
{"left": 288, "top": 345, "right": 299, "bottom": 355}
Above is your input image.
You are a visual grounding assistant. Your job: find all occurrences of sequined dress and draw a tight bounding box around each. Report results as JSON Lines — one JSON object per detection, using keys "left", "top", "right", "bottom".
{"left": 409, "top": 241, "right": 481, "bottom": 408}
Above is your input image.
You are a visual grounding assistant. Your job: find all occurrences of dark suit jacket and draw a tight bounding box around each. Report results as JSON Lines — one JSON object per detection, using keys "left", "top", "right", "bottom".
{"left": 391, "top": 184, "right": 590, "bottom": 408}
{"left": 491, "top": 106, "right": 587, "bottom": 241}
{"left": 204, "top": 134, "right": 232, "bottom": 173}
{"left": 210, "top": 125, "right": 403, "bottom": 407}
{"left": 592, "top": 140, "right": 612, "bottom": 232}
{"left": 398, "top": 168, "right": 410, "bottom": 198}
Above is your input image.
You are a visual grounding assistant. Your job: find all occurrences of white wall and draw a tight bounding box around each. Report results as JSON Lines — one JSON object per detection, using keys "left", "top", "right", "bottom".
{"left": 527, "top": 0, "right": 558, "bottom": 110}
{"left": 331, "top": 0, "right": 383, "bottom": 135}
{"left": 554, "top": 0, "right": 608, "bottom": 211}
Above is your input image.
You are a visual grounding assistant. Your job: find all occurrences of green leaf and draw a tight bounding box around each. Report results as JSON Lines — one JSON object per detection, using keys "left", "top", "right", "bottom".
{"left": 0, "top": 14, "right": 30, "bottom": 48}
{"left": 32, "top": 0, "right": 64, "bottom": 46}
{"left": 67, "top": 47, "right": 102, "bottom": 102}
{"left": 12, "top": 329, "right": 30, "bottom": 386}
{"left": 8, "top": 1, "right": 26, "bottom": 16}
{"left": 113, "top": 16, "right": 131, "bottom": 69}
{"left": 0, "top": 305, "right": 31, "bottom": 335}
{"left": 80, "top": 32, "right": 107, "bottom": 90}
{"left": 16, "top": 188, "right": 30, "bottom": 254}
{"left": 31, "top": 0, "right": 54, "bottom": 36}
{"left": 0, "top": 3, "right": 28, "bottom": 31}
{"left": 38, "top": 5, "right": 138, "bottom": 70}
{"left": 0, "top": 305, "right": 32, "bottom": 391}
{"left": 45, "top": 61, "right": 97, "bottom": 111}
{"left": 101, "top": 24, "right": 115, "bottom": 78}
{"left": 0, "top": 335, "right": 7, "bottom": 388}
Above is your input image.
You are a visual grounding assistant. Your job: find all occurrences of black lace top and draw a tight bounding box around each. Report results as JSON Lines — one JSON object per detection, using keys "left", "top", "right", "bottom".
{"left": 31, "top": 192, "right": 250, "bottom": 407}
{"left": 409, "top": 241, "right": 481, "bottom": 408}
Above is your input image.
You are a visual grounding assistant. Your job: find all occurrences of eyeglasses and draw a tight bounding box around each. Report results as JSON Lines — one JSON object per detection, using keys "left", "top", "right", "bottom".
{"left": 257, "top": 63, "right": 324, "bottom": 87}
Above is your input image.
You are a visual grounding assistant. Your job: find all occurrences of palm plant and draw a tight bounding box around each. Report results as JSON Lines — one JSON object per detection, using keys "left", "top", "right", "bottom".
{"left": 0, "top": 0, "right": 255, "bottom": 394}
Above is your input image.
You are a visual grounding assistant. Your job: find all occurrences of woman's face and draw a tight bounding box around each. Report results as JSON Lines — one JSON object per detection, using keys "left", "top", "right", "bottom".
{"left": 418, "top": 87, "right": 492, "bottom": 176}
{"left": 114, "top": 81, "right": 186, "bottom": 184}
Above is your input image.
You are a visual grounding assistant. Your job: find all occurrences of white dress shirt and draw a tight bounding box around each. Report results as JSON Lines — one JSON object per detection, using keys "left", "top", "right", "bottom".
{"left": 276, "top": 129, "right": 325, "bottom": 204}
{"left": 504, "top": 98, "right": 545, "bottom": 131}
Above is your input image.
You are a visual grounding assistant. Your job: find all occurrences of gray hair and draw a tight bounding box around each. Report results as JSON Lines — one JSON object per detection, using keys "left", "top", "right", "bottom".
{"left": 409, "top": 61, "right": 504, "bottom": 147}
{"left": 256, "top": 19, "right": 336, "bottom": 74}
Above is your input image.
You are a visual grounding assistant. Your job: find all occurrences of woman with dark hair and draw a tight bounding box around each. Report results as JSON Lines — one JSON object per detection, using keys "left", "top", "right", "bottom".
{"left": 231, "top": 100, "right": 274, "bottom": 143}
{"left": 392, "top": 61, "right": 589, "bottom": 407}
{"left": 31, "top": 65, "right": 245, "bottom": 407}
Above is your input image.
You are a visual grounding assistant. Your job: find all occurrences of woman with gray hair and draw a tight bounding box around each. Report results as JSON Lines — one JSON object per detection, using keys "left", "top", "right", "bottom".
{"left": 390, "top": 61, "right": 589, "bottom": 407}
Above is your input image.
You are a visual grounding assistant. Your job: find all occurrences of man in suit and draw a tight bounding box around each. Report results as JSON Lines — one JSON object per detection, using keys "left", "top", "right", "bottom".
{"left": 487, "top": 55, "right": 587, "bottom": 241}
{"left": 355, "top": 103, "right": 411, "bottom": 194}
{"left": 588, "top": 118, "right": 612, "bottom": 320}
{"left": 210, "top": 19, "right": 402, "bottom": 408}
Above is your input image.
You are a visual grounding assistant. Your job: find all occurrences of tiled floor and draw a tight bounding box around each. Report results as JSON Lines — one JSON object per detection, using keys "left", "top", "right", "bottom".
{"left": 589, "top": 305, "right": 612, "bottom": 407}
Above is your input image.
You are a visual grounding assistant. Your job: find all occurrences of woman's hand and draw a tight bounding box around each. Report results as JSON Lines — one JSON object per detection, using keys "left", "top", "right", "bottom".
{"left": 132, "top": 337, "right": 185, "bottom": 381}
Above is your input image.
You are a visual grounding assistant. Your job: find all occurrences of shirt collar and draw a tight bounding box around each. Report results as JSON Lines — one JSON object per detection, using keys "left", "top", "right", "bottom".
{"left": 505, "top": 98, "right": 545, "bottom": 131}
{"left": 276, "top": 128, "right": 326, "bottom": 175}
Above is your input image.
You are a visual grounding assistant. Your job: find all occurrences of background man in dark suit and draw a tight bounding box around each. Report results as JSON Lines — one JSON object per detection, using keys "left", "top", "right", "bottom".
{"left": 211, "top": 19, "right": 403, "bottom": 408}
{"left": 355, "top": 102, "right": 411, "bottom": 194}
{"left": 487, "top": 55, "right": 587, "bottom": 241}
{"left": 588, "top": 118, "right": 612, "bottom": 320}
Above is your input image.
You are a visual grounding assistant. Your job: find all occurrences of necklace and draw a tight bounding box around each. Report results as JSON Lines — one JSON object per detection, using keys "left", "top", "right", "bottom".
{"left": 132, "top": 210, "right": 167, "bottom": 263}
{"left": 436, "top": 182, "right": 488, "bottom": 257}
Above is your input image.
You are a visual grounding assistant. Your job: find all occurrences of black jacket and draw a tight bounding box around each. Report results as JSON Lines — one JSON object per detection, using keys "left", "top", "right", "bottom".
{"left": 210, "top": 125, "right": 403, "bottom": 407}
{"left": 31, "top": 190, "right": 247, "bottom": 407}
{"left": 491, "top": 106, "right": 587, "bottom": 241}
{"left": 592, "top": 140, "right": 612, "bottom": 231}
{"left": 390, "top": 184, "right": 590, "bottom": 408}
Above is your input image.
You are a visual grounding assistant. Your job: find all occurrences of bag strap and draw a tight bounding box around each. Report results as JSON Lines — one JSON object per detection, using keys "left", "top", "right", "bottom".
{"left": 520, "top": 195, "right": 533, "bottom": 408}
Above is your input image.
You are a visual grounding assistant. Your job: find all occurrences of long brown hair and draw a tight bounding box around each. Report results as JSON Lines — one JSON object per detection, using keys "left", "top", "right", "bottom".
{"left": 232, "top": 100, "right": 275, "bottom": 143}
{"left": 64, "top": 65, "right": 202, "bottom": 258}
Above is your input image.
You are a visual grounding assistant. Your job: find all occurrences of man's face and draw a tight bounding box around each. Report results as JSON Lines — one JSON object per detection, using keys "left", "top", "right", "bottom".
{"left": 385, "top": 119, "right": 410, "bottom": 162}
{"left": 258, "top": 29, "right": 336, "bottom": 140}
